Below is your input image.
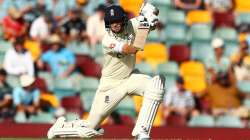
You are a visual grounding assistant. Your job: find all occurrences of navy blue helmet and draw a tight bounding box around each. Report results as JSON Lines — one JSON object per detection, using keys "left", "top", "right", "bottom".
{"left": 104, "top": 5, "right": 128, "bottom": 29}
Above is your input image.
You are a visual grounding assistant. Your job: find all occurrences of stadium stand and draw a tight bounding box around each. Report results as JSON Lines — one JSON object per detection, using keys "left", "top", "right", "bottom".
{"left": 169, "top": 44, "right": 190, "bottom": 63}
{"left": 180, "top": 60, "right": 207, "bottom": 94}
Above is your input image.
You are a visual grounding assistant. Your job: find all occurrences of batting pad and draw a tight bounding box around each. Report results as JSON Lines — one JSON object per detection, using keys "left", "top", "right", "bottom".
{"left": 132, "top": 75, "right": 165, "bottom": 137}
{"left": 132, "top": 98, "right": 160, "bottom": 137}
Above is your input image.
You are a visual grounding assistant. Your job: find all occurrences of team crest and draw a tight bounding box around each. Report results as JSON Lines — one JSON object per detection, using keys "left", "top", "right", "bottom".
{"left": 105, "top": 95, "right": 110, "bottom": 103}
{"left": 110, "top": 9, "right": 114, "bottom": 16}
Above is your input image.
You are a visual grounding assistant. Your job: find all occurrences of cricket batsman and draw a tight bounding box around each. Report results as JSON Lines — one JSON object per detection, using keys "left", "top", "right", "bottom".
{"left": 47, "top": 3, "right": 165, "bottom": 140}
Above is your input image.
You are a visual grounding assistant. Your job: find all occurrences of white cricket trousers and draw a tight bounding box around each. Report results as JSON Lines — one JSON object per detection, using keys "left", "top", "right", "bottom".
{"left": 86, "top": 73, "right": 162, "bottom": 136}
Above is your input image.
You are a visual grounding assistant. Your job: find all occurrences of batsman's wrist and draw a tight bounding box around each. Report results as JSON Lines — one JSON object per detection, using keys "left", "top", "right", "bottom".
{"left": 122, "top": 44, "right": 137, "bottom": 54}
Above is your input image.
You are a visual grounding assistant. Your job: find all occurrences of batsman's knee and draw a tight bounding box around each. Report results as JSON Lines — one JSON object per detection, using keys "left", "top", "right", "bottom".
{"left": 144, "top": 75, "right": 165, "bottom": 101}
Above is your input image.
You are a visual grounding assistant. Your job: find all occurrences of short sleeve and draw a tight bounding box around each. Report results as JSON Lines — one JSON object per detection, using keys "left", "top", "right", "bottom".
{"left": 41, "top": 52, "right": 51, "bottom": 63}
{"left": 33, "top": 89, "right": 40, "bottom": 104}
{"left": 30, "top": 19, "right": 39, "bottom": 38}
{"left": 223, "top": 57, "right": 230, "bottom": 69}
{"left": 13, "top": 88, "right": 21, "bottom": 105}
{"left": 204, "top": 57, "right": 214, "bottom": 69}
{"left": 65, "top": 50, "right": 75, "bottom": 64}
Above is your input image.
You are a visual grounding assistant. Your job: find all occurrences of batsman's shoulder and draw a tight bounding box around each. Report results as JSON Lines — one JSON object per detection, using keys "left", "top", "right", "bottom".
{"left": 101, "top": 32, "right": 116, "bottom": 54}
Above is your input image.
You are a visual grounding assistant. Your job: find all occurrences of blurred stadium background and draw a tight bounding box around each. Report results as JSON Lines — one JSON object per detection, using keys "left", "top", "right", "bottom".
{"left": 1, "top": 0, "right": 250, "bottom": 139}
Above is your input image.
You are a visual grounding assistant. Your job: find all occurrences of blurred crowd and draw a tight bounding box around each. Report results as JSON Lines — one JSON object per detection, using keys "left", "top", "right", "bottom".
{"left": 0, "top": 0, "right": 113, "bottom": 123}
{"left": 1, "top": 0, "right": 250, "bottom": 129}
{"left": 149, "top": 0, "right": 250, "bottom": 128}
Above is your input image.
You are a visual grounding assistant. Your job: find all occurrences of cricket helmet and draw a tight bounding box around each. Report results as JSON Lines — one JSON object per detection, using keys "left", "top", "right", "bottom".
{"left": 104, "top": 5, "right": 128, "bottom": 29}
